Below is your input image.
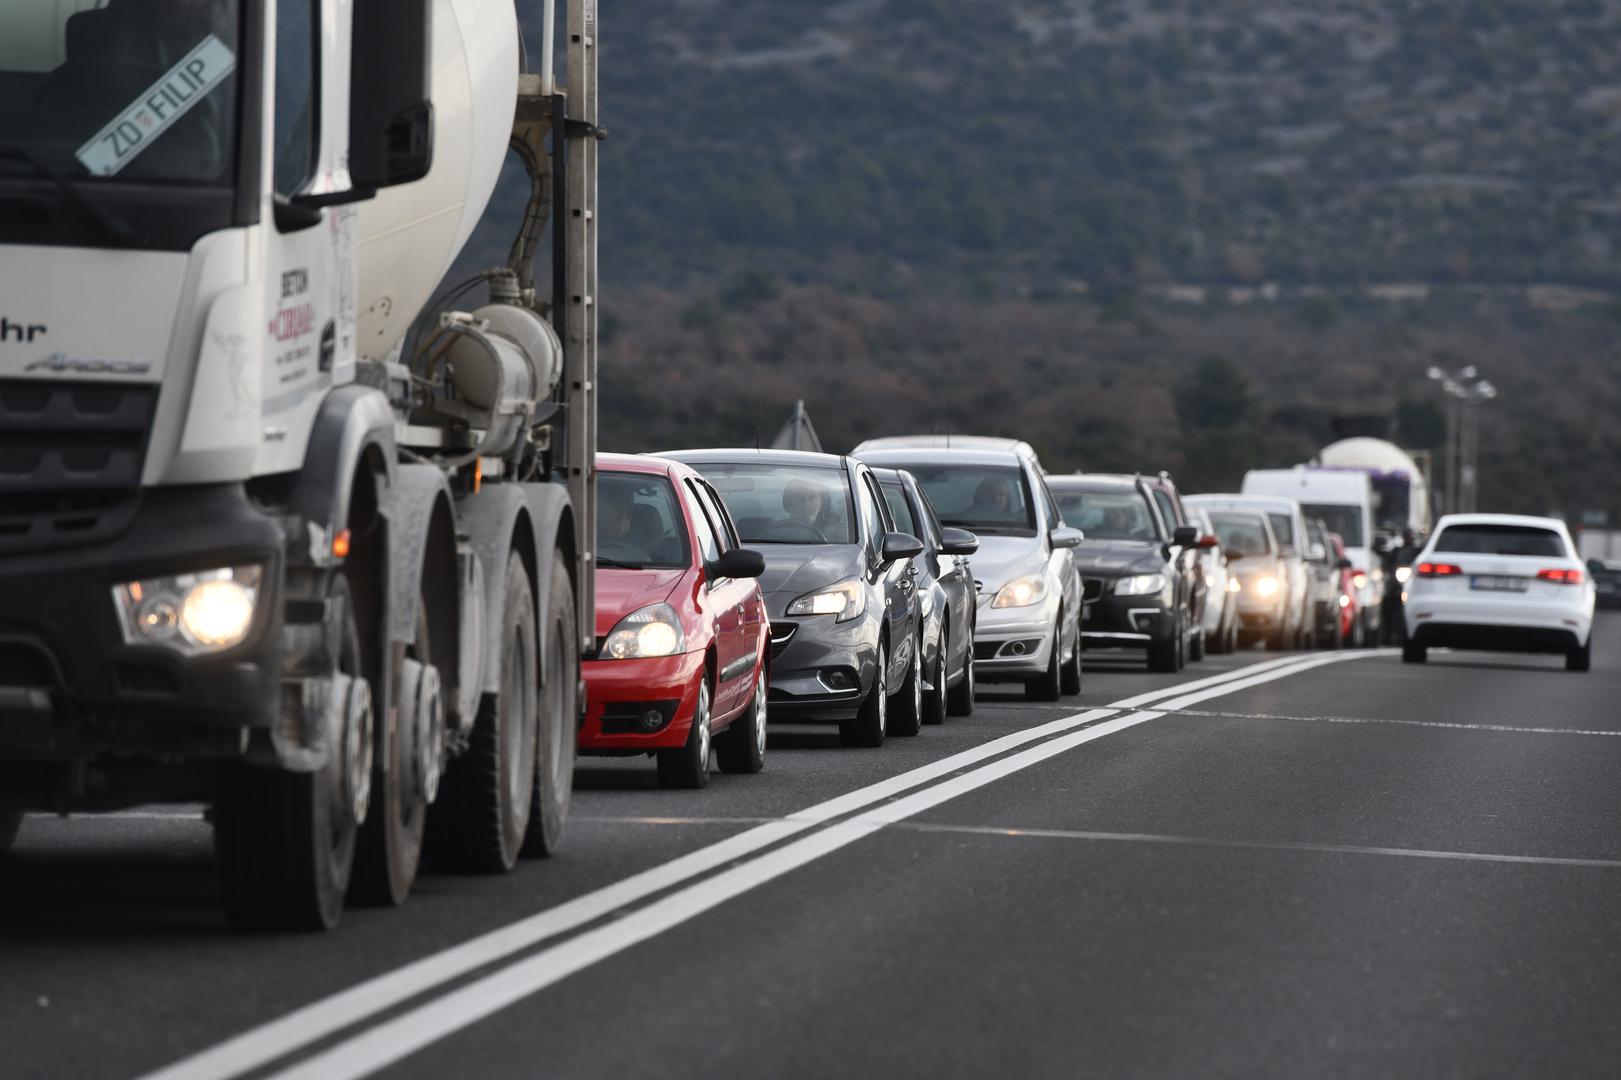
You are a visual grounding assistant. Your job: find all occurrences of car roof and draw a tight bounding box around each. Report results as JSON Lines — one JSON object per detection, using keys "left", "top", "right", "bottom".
{"left": 867, "top": 466, "right": 915, "bottom": 484}
{"left": 855, "top": 446, "right": 1027, "bottom": 468}
{"left": 597, "top": 451, "right": 687, "bottom": 478}
{"left": 1432, "top": 513, "right": 1570, "bottom": 531}
{"left": 852, "top": 434, "right": 1040, "bottom": 459}
{"left": 1186, "top": 493, "right": 1302, "bottom": 515}
{"left": 657, "top": 448, "right": 849, "bottom": 471}
{"left": 1047, "top": 474, "right": 1140, "bottom": 493}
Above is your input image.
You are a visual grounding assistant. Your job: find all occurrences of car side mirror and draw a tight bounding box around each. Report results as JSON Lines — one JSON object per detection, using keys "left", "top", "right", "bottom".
{"left": 882, "top": 532, "right": 925, "bottom": 562}
{"left": 1050, "top": 526, "right": 1084, "bottom": 549}
{"left": 708, "top": 549, "right": 766, "bottom": 580}
{"left": 1197, "top": 534, "right": 1220, "bottom": 549}
{"left": 1172, "top": 525, "right": 1199, "bottom": 547}
{"left": 939, "top": 527, "right": 979, "bottom": 557}
{"left": 1338, "top": 557, "right": 1353, "bottom": 571}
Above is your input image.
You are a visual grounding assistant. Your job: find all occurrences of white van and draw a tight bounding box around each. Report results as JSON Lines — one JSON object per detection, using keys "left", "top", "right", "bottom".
{"left": 1243, "top": 468, "right": 1383, "bottom": 639}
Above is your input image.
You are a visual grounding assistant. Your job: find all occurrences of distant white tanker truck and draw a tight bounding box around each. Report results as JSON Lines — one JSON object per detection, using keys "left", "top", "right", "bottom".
{"left": 0, "top": 0, "right": 603, "bottom": 930}
{"left": 1315, "top": 438, "right": 1433, "bottom": 538}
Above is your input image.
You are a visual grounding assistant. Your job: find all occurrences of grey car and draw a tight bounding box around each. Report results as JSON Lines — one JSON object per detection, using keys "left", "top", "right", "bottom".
{"left": 872, "top": 467, "right": 981, "bottom": 720}
{"left": 660, "top": 449, "right": 925, "bottom": 747}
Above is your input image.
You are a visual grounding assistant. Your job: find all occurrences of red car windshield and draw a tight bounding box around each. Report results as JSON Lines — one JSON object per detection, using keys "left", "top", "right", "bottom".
{"left": 597, "top": 473, "right": 691, "bottom": 570}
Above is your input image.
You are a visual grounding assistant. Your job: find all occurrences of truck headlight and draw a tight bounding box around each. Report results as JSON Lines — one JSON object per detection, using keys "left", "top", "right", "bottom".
{"left": 603, "top": 603, "right": 686, "bottom": 659}
{"left": 992, "top": 574, "right": 1049, "bottom": 609}
{"left": 113, "top": 566, "right": 263, "bottom": 655}
{"left": 786, "top": 579, "right": 866, "bottom": 623}
{"left": 1114, "top": 573, "right": 1166, "bottom": 597}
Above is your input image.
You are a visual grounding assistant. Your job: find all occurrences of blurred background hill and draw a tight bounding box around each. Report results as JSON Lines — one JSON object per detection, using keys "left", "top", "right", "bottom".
{"left": 461, "top": 0, "right": 1621, "bottom": 517}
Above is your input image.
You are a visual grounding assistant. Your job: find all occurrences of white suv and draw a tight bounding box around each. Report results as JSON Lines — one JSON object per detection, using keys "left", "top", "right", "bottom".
{"left": 1404, "top": 514, "right": 1596, "bottom": 671}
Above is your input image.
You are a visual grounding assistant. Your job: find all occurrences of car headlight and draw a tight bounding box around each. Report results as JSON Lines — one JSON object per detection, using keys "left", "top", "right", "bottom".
{"left": 1114, "top": 573, "right": 1166, "bottom": 597}
{"left": 1395, "top": 566, "right": 1412, "bottom": 585}
{"left": 1226, "top": 577, "right": 1242, "bottom": 594}
{"left": 112, "top": 566, "right": 263, "bottom": 656}
{"left": 786, "top": 579, "right": 866, "bottom": 623}
{"left": 1351, "top": 571, "right": 1369, "bottom": 591}
{"left": 992, "top": 574, "right": 1049, "bottom": 608}
{"left": 1338, "top": 594, "right": 1352, "bottom": 608}
{"left": 603, "top": 603, "right": 686, "bottom": 659}
{"left": 1252, "top": 575, "right": 1280, "bottom": 598}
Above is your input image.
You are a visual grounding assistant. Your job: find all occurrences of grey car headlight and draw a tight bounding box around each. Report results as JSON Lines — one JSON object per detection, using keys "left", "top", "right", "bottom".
{"left": 786, "top": 578, "right": 867, "bottom": 623}
{"left": 1114, "top": 572, "right": 1167, "bottom": 597}
{"left": 112, "top": 565, "right": 263, "bottom": 656}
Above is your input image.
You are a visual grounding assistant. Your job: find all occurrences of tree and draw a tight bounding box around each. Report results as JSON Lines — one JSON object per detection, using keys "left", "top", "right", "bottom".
{"left": 1175, "top": 356, "right": 1251, "bottom": 431}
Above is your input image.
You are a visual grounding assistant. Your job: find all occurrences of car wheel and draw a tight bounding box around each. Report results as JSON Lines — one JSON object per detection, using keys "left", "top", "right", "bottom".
{"left": 1189, "top": 623, "right": 1207, "bottom": 663}
{"left": 841, "top": 640, "right": 888, "bottom": 748}
{"left": 947, "top": 636, "right": 976, "bottom": 717}
{"left": 1060, "top": 615, "right": 1083, "bottom": 695}
{"left": 1148, "top": 619, "right": 1180, "bottom": 672}
{"left": 890, "top": 637, "right": 925, "bottom": 737}
{"left": 1401, "top": 640, "right": 1427, "bottom": 664}
{"left": 0, "top": 811, "right": 20, "bottom": 854}
{"left": 1567, "top": 635, "right": 1592, "bottom": 673}
{"left": 658, "top": 677, "right": 712, "bottom": 789}
{"left": 1024, "top": 621, "right": 1063, "bottom": 702}
{"left": 716, "top": 664, "right": 768, "bottom": 774}
{"left": 923, "top": 631, "right": 949, "bottom": 726}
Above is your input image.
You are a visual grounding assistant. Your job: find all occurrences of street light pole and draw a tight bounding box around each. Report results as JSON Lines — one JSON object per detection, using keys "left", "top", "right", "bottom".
{"left": 1427, "top": 365, "right": 1493, "bottom": 516}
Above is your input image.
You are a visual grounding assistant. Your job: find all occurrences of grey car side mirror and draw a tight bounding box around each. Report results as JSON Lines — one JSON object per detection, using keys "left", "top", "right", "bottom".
{"left": 882, "top": 531, "right": 925, "bottom": 562}
{"left": 939, "top": 527, "right": 979, "bottom": 556}
{"left": 1050, "top": 526, "right": 1084, "bottom": 549}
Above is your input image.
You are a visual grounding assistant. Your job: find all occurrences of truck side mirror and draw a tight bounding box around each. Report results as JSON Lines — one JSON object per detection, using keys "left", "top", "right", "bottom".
{"left": 348, "top": 0, "right": 435, "bottom": 194}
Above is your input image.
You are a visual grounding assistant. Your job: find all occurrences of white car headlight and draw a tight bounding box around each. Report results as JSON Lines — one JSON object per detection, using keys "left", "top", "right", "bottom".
{"left": 1115, "top": 573, "right": 1166, "bottom": 597}
{"left": 1252, "top": 575, "right": 1280, "bottom": 598}
{"left": 112, "top": 566, "right": 263, "bottom": 656}
{"left": 992, "top": 574, "right": 1049, "bottom": 609}
{"left": 786, "top": 578, "right": 866, "bottom": 623}
{"left": 604, "top": 603, "right": 686, "bottom": 659}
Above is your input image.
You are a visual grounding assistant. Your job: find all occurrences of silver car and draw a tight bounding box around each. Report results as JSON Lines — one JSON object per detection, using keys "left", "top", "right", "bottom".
{"left": 853, "top": 437, "right": 1084, "bottom": 701}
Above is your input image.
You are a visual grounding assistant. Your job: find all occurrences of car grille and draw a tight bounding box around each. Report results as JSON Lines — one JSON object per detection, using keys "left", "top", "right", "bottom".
{"left": 1082, "top": 577, "right": 1109, "bottom": 603}
{"left": 0, "top": 379, "right": 155, "bottom": 557}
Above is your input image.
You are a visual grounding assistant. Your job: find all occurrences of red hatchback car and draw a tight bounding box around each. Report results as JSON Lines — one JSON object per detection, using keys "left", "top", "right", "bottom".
{"left": 580, "top": 454, "right": 771, "bottom": 788}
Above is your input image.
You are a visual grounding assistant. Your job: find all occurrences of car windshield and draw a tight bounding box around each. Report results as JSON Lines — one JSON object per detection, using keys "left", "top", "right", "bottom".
{"left": 899, "top": 463, "right": 1036, "bottom": 537}
{"left": 1055, "top": 490, "right": 1156, "bottom": 542}
{"left": 1266, "top": 512, "right": 1296, "bottom": 549}
{"left": 880, "top": 482, "right": 918, "bottom": 538}
{"left": 1210, "top": 513, "right": 1273, "bottom": 556}
{"left": 696, "top": 463, "right": 855, "bottom": 545}
{"left": 0, "top": 0, "right": 241, "bottom": 185}
{"left": 596, "top": 472, "right": 691, "bottom": 570}
{"left": 1302, "top": 503, "right": 1364, "bottom": 546}
{"left": 1433, "top": 524, "right": 1567, "bottom": 558}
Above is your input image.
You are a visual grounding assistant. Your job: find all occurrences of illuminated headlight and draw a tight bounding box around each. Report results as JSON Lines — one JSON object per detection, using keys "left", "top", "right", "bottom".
{"left": 1204, "top": 574, "right": 1217, "bottom": 590}
{"left": 992, "top": 575, "right": 1049, "bottom": 609}
{"left": 1351, "top": 571, "right": 1369, "bottom": 591}
{"left": 604, "top": 603, "right": 686, "bottom": 659}
{"left": 786, "top": 579, "right": 866, "bottom": 623}
{"left": 1114, "top": 573, "right": 1166, "bottom": 597}
{"left": 1395, "top": 566, "right": 1413, "bottom": 585}
{"left": 1252, "top": 575, "right": 1280, "bottom": 598}
{"left": 1339, "top": 594, "right": 1352, "bottom": 608}
{"left": 1226, "top": 578, "right": 1242, "bottom": 594}
{"left": 113, "top": 566, "right": 263, "bottom": 655}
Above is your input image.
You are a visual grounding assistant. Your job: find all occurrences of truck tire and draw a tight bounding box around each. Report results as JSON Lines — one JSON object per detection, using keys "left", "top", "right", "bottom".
{"left": 717, "top": 665, "right": 768, "bottom": 774}
{"left": 889, "top": 637, "right": 924, "bottom": 737}
{"left": 0, "top": 811, "right": 22, "bottom": 854}
{"left": 432, "top": 553, "right": 539, "bottom": 873}
{"left": 658, "top": 677, "right": 712, "bottom": 789}
{"left": 215, "top": 573, "right": 364, "bottom": 932}
{"left": 840, "top": 640, "right": 888, "bottom": 748}
{"left": 522, "top": 549, "right": 578, "bottom": 857}
{"left": 351, "top": 599, "right": 432, "bottom": 906}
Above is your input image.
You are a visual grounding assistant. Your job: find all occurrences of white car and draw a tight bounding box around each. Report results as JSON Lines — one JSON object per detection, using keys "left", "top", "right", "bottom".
{"left": 1404, "top": 514, "right": 1596, "bottom": 671}
{"left": 1185, "top": 493, "right": 1313, "bottom": 650}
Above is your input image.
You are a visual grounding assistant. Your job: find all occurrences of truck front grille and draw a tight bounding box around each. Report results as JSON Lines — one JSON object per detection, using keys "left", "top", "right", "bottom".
{"left": 0, "top": 380, "right": 156, "bottom": 556}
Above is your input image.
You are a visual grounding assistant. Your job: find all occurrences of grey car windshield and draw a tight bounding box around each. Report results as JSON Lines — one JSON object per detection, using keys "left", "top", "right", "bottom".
{"left": 903, "top": 464, "right": 1036, "bottom": 537}
{"left": 0, "top": 0, "right": 240, "bottom": 184}
{"left": 1302, "top": 504, "right": 1364, "bottom": 546}
{"left": 699, "top": 464, "right": 855, "bottom": 545}
{"left": 597, "top": 473, "right": 690, "bottom": 570}
{"left": 1210, "top": 513, "right": 1273, "bottom": 556}
{"left": 1055, "top": 491, "right": 1156, "bottom": 542}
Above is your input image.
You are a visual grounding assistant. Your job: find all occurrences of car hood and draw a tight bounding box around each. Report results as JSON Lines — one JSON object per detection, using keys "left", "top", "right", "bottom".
{"left": 1072, "top": 540, "right": 1163, "bottom": 576}
{"left": 756, "top": 544, "right": 865, "bottom": 611}
{"left": 967, "top": 534, "right": 1047, "bottom": 591}
{"left": 594, "top": 568, "right": 688, "bottom": 638}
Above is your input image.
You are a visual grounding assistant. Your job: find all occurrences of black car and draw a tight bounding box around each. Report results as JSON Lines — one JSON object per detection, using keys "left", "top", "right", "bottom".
{"left": 872, "top": 467, "right": 980, "bottom": 720}
{"left": 1590, "top": 559, "right": 1621, "bottom": 610}
{"left": 1050, "top": 474, "right": 1202, "bottom": 672}
{"left": 661, "top": 450, "right": 925, "bottom": 747}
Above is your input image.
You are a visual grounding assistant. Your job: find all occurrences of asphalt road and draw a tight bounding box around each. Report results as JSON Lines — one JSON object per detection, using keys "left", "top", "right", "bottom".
{"left": 4, "top": 617, "right": 1620, "bottom": 1079}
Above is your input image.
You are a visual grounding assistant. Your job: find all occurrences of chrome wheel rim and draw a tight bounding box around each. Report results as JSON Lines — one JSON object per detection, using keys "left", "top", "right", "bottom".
{"left": 753, "top": 671, "right": 768, "bottom": 757}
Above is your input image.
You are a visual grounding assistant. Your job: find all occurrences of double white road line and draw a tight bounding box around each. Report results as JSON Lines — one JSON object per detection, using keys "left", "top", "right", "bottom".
{"left": 143, "top": 650, "right": 1384, "bottom": 1080}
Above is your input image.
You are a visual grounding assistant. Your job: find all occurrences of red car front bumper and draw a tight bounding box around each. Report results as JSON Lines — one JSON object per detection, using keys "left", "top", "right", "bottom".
{"left": 579, "top": 651, "right": 705, "bottom": 752}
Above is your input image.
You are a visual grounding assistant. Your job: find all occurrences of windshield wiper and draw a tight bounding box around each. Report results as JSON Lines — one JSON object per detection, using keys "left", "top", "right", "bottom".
{"left": 596, "top": 558, "right": 648, "bottom": 570}
{"left": 0, "top": 145, "right": 139, "bottom": 246}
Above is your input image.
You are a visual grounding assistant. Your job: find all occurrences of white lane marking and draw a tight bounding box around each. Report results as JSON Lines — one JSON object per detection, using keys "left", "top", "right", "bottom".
{"left": 261, "top": 655, "right": 1382, "bottom": 1080}
{"left": 140, "top": 651, "right": 1368, "bottom": 1080}
{"left": 897, "top": 821, "right": 1621, "bottom": 869}
{"left": 1171, "top": 708, "right": 1621, "bottom": 739}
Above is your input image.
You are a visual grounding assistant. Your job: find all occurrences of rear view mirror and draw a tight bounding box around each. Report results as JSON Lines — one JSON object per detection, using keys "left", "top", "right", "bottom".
{"left": 709, "top": 549, "right": 766, "bottom": 580}
{"left": 1050, "top": 526, "right": 1084, "bottom": 549}
{"left": 348, "top": 0, "right": 435, "bottom": 193}
{"left": 883, "top": 532, "right": 925, "bottom": 562}
{"left": 939, "top": 527, "right": 979, "bottom": 557}
{"left": 1172, "top": 525, "right": 1199, "bottom": 547}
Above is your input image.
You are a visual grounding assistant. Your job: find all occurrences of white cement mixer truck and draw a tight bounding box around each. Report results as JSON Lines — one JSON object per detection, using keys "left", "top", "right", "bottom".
{"left": 0, "top": 0, "right": 603, "bottom": 930}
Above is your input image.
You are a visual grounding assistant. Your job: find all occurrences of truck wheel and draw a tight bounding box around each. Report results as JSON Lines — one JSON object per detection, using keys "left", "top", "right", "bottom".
{"left": 433, "top": 553, "right": 539, "bottom": 873}
{"left": 522, "top": 549, "right": 578, "bottom": 857}
{"left": 717, "top": 665, "right": 768, "bottom": 774}
{"left": 840, "top": 640, "right": 888, "bottom": 747}
{"left": 216, "top": 573, "right": 364, "bottom": 931}
{"left": 1060, "top": 615, "right": 1084, "bottom": 694}
{"left": 889, "top": 637, "right": 924, "bottom": 737}
{"left": 658, "top": 677, "right": 713, "bottom": 789}
{"left": 1025, "top": 621, "right": 1063, "bottom": 701}
{"left": 351, "top": 600, "right": 432, "bottom": 906}
{"left": 0, "top": 811, "right": 22, "bottom": 853}
{"left": 947, "top": 638, "right": 976, "bottom": 717}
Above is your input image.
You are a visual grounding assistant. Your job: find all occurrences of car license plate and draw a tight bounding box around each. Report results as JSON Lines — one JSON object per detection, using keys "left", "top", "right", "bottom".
{"left": 1470, "top": 575, "right": 1528, "bottom": 593}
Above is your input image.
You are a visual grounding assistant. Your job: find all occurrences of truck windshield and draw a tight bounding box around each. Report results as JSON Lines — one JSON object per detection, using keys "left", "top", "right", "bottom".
{"left": 1302, "top": 503, "right": 1365, "bottom": 546}
{"left": 0, "top": 1, "right": 240, "bottom": 186}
